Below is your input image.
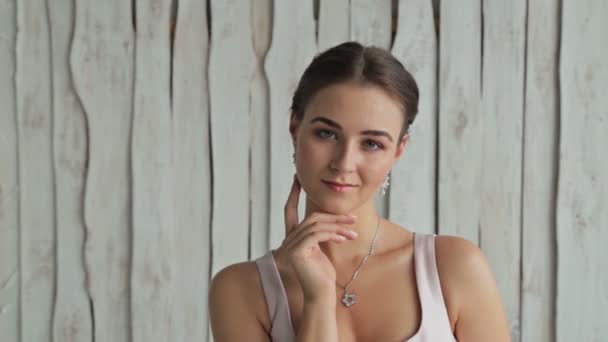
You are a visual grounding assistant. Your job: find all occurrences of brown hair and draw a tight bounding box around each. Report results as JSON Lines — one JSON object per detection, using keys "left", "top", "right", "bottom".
{"left": 290, "top": 41, "right": 420, "bottom": 144}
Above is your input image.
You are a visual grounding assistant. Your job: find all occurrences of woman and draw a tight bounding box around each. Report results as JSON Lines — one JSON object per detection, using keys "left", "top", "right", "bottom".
{"left": 209, "top": 41, "right": 511, "bottom": 341}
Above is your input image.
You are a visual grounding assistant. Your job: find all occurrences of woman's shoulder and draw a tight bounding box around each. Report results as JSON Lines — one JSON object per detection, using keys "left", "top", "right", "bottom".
{"left": 434, "top": 234, "right": 489, "bottom": 288}
{"left": 208, "top": 259, "right": 272, "bottom": 334}
{"left": 434, "top": 234, "right": 499, "bottom": 330}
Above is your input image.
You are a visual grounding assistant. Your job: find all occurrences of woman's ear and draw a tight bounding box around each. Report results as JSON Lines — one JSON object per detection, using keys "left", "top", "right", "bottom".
{"left": 289, "top": 112, "right": 301, "bottom": 146}
{"left": 395, "top": 133, "right": 409, "bottom": 159}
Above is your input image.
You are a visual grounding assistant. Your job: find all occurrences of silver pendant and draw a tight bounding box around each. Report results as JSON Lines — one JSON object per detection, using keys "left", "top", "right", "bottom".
{"left": 342, "top": 291, "right": 357, "bottom": 307}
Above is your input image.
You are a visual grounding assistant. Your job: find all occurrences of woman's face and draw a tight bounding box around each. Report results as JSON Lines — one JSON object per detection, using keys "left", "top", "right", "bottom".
{"left": 290, "top": 81, "right": 408, "bottom": 214}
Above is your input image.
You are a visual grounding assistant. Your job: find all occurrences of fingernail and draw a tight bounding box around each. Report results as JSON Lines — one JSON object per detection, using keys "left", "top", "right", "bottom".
{"left": 349, "top": 230, "right": 358, "bottom": 237}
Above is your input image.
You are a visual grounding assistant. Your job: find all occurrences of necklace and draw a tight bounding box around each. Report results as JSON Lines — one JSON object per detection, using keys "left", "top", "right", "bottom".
{"left": 336, "top": 214, "right": 382, "bottom": 308}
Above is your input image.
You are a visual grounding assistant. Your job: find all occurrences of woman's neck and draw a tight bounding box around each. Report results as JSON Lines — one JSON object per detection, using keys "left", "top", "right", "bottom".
{"left": 303, "top": 197, "right": 383, "bottom": 266}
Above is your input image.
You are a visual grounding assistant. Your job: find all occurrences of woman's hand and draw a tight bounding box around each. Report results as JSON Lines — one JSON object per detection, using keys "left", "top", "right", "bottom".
{"left": 274, "top": 175, "right": 359, "bottom": 303}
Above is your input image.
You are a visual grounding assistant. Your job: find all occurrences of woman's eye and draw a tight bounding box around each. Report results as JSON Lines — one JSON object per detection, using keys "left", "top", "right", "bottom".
{"left": 316, "top": 129, "right": 335, "bottom": 139}
{"left": 315, "top": 129, "right": 383, "bottom": 150}
{"left": 364, "top": 140, "right": 383, "bottom": 150}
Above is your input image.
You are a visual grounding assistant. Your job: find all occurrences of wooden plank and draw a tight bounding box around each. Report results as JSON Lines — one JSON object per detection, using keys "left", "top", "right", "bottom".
{"left": 317, "top": 0, "right": 349, "bottom": 51}
{"left": 208, "top": 0, "right": 255, "bottom": 275}
{"left": 48, "top": 0, "right": 93, "bottom": 341}
{"left": 480, "top": 2, "right": 527, "bottom": 340}
{"left": 70, "top": 0, "right": 134, "bottom": 340}
{"left": 130, "top": 1, "right": 175, "bottom": 341}
{"left": 520, "top": 1, "right": 559, "bottom": 341}
{"left": 349, "top": 0, "right": 392, "bottom": 49}
{"left": 171, "top": 0, "right": 211, "bottom": 340}
{"left": 0, "top": 0, "right": 18, "bottom": 340}
{"left": 557, "top": 1, "right": 608, "bottom": 340}
{"left": 266, "top": 0, "right": 317, "bottom": 249}
{"left": 16, "top": 0, "right": 55, "bottom": 340}
{"left": 389, "top": 0, "right": 437, "bottom": 235}
{"left": 250, "top": 0, "right": 272, "bottom": 260}
{"left": 437, "top": 0, "right": 482, "bottom": 243}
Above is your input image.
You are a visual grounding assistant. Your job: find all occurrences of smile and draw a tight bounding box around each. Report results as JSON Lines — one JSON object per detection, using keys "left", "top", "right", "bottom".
{"left": 322, "top": 180, "right": 356, "bottom": 193}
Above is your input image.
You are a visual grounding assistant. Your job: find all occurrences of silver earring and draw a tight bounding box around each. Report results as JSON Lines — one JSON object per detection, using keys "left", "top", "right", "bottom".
{"left": 381, "top": 173, "right": 390, "bottom": 196}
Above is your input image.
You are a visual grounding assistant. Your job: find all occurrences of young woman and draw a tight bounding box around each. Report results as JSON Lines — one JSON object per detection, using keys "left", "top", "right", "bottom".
{"left": 209, "top": 41, "right": 511, "bottom": 341}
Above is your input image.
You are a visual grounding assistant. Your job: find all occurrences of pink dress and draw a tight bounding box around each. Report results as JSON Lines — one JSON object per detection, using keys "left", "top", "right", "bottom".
{"left": 254, "top": 233, "right": 458, "bottom": 341}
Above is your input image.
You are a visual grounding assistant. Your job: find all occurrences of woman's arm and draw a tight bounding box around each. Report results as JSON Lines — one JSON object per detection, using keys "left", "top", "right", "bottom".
{"left": 296, "top": 297, "right": 339, "bottom": 342}
{"left": 208, "top": 262, "right": 340, "bottom": 341}
{"left": 436, "top": 236, "right": 512, "bottom": 342}
{"left": 208, "top": 263, "right": 271, "bottom": 342}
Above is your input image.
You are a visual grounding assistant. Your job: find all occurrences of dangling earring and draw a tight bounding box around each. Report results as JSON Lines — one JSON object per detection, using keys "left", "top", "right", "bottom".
{"left": 381, "top": 173, "right": 390, "bottom": 196}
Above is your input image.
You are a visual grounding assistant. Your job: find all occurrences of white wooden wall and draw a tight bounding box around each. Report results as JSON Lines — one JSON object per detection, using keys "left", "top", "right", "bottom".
{"left": 0, "top": 1, "right": 606, "bottom": 341}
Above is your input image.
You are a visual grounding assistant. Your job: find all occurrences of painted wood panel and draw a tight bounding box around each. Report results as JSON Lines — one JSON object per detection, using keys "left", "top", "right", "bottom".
{"left": 390, "top": 0, "right": 437, "bottom": 235}
{"left": 16, "top": 1, "right": 55, "bottom": 340}
{"left": 130, "top": 1, "right": 176, "bottom": 341}
{"left": 438, "top": 0, "right": 482, "bottom": 243}
{"left": 208, "top": 0, "right": 255, "bottom": 276}
{"left": 70, "top": 0, "right": 134, "bottom": 340}
{"left": 0, "top": 0, "right": 18, "bottom": 340}
{"left": 171, "top": 0, "right": 211, "bottom": 340}
{"left": 3, "top": 3, "right": 608, "bottom": 342}
{"left": 250, "top": 0, "right": 272, "bottom": 260}
{"left": 480, "top": 1, "right": 527, "bottom": 340}
{"left": 266, "top": 0, "right": 317, "bottom": 250}
{"left": 521, "top": 1, "right": 559, "bottom": 341}
{"left": 557, "top": 1, "right": 608, "bottom": 340}
{"left": 318, "top": 0, "right": 349, "bottom": 51}
{"left": 350, "top": 0, "right": 392, "bottom": 50}
{"left": 48, "top": 0, "right": 93, "bottom": 341}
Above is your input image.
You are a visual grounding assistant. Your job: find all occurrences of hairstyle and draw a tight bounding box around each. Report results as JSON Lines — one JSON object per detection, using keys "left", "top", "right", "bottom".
{"left": 290, "top": 41, "right": 420, "bottom": 143}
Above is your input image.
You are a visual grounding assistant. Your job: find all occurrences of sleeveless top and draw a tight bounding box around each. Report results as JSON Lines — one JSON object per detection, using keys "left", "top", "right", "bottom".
{"left": 254, "top": 233, "right": 457, "bottom": 341}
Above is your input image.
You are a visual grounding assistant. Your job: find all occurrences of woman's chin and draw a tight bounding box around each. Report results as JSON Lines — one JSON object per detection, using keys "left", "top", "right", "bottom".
{"left": 308, "top": 193, "right": 357, "bottom": 214}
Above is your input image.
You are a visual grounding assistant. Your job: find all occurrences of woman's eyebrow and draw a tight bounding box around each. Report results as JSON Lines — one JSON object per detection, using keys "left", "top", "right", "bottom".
{"left": 309, "top": 116, "right": 394, "bottom": 142}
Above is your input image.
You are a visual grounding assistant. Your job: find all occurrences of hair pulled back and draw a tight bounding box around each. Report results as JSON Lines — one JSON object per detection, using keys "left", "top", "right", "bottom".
{"left": 290, "top": 41, "right": 420, "bottom": 142}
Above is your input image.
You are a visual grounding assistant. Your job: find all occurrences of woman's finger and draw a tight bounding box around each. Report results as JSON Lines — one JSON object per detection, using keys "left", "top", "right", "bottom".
{"left": 282, "top": 223, "right": 357, "bottom": 252}
{"left": 288, "top": 231, "right": 350, "bottom": 258}
{"left": 284, "top": 174, "right": 301, "bottom": 235}
{"left": 282, "top": 218, "right": 356, "bottom": 249}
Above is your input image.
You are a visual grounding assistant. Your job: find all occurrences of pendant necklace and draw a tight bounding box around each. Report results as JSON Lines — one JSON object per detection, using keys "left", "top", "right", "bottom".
{"left": 336, "top": 214, "right": 382, "bottom": 308}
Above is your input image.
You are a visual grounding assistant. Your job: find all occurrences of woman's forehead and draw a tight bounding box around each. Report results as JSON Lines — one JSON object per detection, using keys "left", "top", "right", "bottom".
{"left": 303, "top": 83, "right": 404, "bottom": 131}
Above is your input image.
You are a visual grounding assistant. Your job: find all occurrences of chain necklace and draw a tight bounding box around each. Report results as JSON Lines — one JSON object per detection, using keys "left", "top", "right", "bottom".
{"left": 336, "top": 214, "right": 382, "bottom": 308}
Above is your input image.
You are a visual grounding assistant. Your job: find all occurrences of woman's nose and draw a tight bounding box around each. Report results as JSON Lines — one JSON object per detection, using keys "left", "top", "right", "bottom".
{"left": 330, "top": 144, "right": 357, "bottom": 173}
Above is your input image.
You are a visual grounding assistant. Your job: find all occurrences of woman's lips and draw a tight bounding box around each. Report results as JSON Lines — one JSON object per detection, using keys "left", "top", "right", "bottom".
{"left": 322, "top": 180, "right": 356, "bottom": 193}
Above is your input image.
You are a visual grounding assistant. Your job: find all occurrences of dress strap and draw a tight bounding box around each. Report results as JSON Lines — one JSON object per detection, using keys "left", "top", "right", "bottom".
{"left": 254, "top": 250, "right": 296, "bottom": 341}
{"left": 412, "top": 233, "right": 455, "bottom": 340}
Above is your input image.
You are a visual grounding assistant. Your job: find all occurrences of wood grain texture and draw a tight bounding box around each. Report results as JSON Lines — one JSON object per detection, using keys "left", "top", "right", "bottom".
{"left": 130, "top": 1, "right": 176, "bottom": 341}
{"left": 48, "top": 0, "right": 93, "bottom": 341}
{"left": 71, "top": 0, "right": 134, "bottom": 340}
{"left": 16, "top": 0, "right": 55, "bottom": 340}
{"left": 521, "top": 1, "right": 559, "bottom": 341}
{"left": 350, "top": 0, "right": 391, "bottom": 50}
{"left": 0, "top": 0, "right": 18, "bottom": 340}
{"left": 557, "top": 1, "right": 608, "bottom": 340}
{"left": 480, "top": 1, "right": 527, "bottom": 340}
{"left": 389, "top": 0, "right": 437, "bottom": 235}
{"left": 171, "top": 0, "right": 211, "bottom": 340}
{"left": 437, "top": 0, "right": 482, "bottom": 243}
{"left": 317, "top": 0, "right": 349, "bottom": 51}
{"left": 208, "top": 0, "right": 255, "bottom": 276}
{"left": 250, "top": 0, "right": 272, "bottom": 260}
{"left": 266, "top": 0, "right": 317, "bottom": 250}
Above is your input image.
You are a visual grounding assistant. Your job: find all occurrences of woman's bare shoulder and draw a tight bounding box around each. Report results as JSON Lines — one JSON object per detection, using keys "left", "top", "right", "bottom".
{"left": 434, "top": 235, "right": 510, "bottom": 340}
{"left": 208, "top": 260, "right": 272, "bottom": 340}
